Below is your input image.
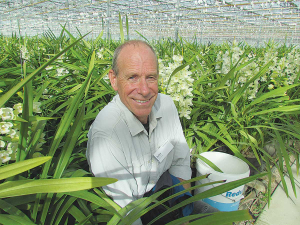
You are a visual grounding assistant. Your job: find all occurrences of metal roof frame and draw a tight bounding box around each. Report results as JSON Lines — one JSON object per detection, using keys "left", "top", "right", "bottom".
{"left": 1, "top": 0, "right": 299, "bottom": 45}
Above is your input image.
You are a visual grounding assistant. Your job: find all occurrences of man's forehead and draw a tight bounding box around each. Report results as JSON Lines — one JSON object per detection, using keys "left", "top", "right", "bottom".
{"left": 118, "top": 44, "right": 157, "bottom": 64}
{"left": 120, "top": 43, "right": 153, "bottom": 55}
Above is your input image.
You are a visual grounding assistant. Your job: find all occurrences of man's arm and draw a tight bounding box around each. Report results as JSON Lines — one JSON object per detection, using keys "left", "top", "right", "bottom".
{"left": 87, "top": 134, "right": 137, "bottom": 207}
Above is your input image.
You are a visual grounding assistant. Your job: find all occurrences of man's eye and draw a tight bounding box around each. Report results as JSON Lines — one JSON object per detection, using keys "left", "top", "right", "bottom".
{"left": 148, "top": 76, "right": 157, "bottom": 80}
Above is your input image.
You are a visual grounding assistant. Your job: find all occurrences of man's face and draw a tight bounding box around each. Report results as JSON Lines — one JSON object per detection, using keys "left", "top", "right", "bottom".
{"left": 109, "top": 44, "right": 159, "bottom": 124}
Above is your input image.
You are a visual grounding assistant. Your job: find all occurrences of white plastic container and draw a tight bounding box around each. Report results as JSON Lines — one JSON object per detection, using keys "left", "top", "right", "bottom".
{"left": 194, "top": 151, "right": 250, "bottom": 211}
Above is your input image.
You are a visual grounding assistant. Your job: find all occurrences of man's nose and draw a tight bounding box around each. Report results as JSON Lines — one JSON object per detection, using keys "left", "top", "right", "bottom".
{"left": 137, "top": 78, "right": 150, "bottom": 96}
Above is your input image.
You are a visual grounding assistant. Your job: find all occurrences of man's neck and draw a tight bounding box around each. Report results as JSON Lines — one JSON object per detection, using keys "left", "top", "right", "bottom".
{"left": 142, "top": 119, "right": 150, "bottom": 134}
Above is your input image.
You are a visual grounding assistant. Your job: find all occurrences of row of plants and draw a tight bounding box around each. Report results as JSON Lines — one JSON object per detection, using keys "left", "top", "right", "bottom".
{"left": 0, "top": 24, "right": 299, "bottom": 224}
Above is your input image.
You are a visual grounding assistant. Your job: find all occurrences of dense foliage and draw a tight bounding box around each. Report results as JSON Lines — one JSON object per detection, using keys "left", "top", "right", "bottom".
{"left": 0, "top": 28, "right": 299, "bottom": 224}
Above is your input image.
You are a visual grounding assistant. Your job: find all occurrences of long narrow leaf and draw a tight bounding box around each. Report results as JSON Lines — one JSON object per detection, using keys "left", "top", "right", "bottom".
{"left": 0, "top": 215, "right": 36, "bottom": 225}
{"left": 0, "top": 177, "right": 117, "bottom": 198}
{"left": 0, "top": 156, "right": 51, "bottom": 181}
{"left": 167, "top": 210, "right": 252, "bottom": 225}
{"left": 0, "top": 199, "right": 32, "bottom": 222}
{"left": 146, "top": 173, "right": 266, "bottom": 225}
{"left": 53, "top": 101, "right": 85, "bottom": 178}
{"left": 67, "top": 190, "right": 122, "bottom": 217}
{"left": 231, "top": 60, "right": 273, "bottom": 105}
{"left": 119, "top": 13, "right": 124, "bottom": 43}
{"left": 188, "top": 210, "right": 252, "bottom": 225}
{"left": 250, "top": 105, "right": 300, "bottom": 116}
{"left": 0, "top": 35, "right": 88, "bottom": 108}
{"left": 41, "top": 51, "right": 95, "bottom": 179}
{"left": 244, "top": 84, "right": 300, "bottom": 112}
{"left": 201, "top": 128, "right": 257, "bottom": 171}
{"left": 272, "top": 124, "right": 297, "bottom": 197}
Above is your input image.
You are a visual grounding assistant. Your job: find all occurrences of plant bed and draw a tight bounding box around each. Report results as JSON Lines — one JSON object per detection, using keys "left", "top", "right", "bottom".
{"left": 235, "top": 148, "right": 299, "bottom": 224}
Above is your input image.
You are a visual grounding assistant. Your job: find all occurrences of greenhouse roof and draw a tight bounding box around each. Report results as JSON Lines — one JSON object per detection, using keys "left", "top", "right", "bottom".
{"left": 1, "top": 0, "right": 300, "bottom": 45}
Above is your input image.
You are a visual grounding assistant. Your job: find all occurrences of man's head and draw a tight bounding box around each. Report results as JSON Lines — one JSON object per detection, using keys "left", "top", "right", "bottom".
{"left": 109, "top": 40, "right": 159, "bottom": 124}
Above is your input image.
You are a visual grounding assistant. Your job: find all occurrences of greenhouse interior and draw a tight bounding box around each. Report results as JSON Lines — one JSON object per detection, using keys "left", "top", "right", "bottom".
{"left": 0, "top": 1, "right": 300, "bottom": 225}
{"left": 1, "top": 0, "right": 300, "bottom": 45}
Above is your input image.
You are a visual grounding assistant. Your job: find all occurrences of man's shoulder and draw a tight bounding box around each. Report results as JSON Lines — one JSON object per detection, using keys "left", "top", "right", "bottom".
{"left": 91, "top": 98, "right": 123, "bottom": 133}
{"left": 156, "top": 93, "right": 173, "bottom": 105}
{"left": 155, "top": 93, "right": 175, "bottom": 111}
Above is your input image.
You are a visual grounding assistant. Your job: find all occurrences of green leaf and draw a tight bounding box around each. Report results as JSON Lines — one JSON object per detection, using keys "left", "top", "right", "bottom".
{"left": 41, "top": 51, "right": 95, "bottom": 179}
{"left": 68, "top": 190, "right": 121, "bottom": 217}
{"left": 272, "top": 124, "right": 297, "bottom": 197}
{"left": 251, "top": 105, "right": 300, "bottom": 116}
{"left": 28, "top": 116, "right": 58, "bottom": 122}
{"left": 0, "top": 199, "right": 32, "bottom": 222}
{"left": 135, "top": 30, "right": 150, "bottom": 43}
{"left": 56, "top": 62, "right": 87, "bottom": 72}
{"left": 244, "top": 84, "right": 300, "bottom": 113}
{"left": 0, "top": 215, "right": 36, "bottom": 225}
{"left": 0, "top": 35, "right": 88, "bottom": 108}
{"left": 146, "top": 173, "right": 266, "bottom": 225}
{"left": 0, "top": 66, "right": 21, "bottom": 76}
{"left": 199, "top": 128, "right": 257, "bottom": 171}
{"left": 0, "top": 177, "right": 117, "bottom": 198}
{"left": 93, "top": 30, "right": 104, "bottom": 46}
{"left": 18, "top": 62, "right": 33, "bottom": 161}
{"left": 168, "top": 210, "right": 252, "bottom": 225}
{"left": 53, "top": 100, "right": 85, "bottom": 178}
{"left": 194, "top": 154, "right": 223, "bottom": 173}
{"left": 119, "top": 13, "right": 125, "bottom": 43}
{"left": 0, "top": 157, "right": 51, "bottom": 181}
{"left": 68, "top": 205, "right": 91, "bottom": 224}
{"left": 53, "top": 196, "right": 78, "bottom": 225}
{"left": 126, "top": 14, "right": 129, "bottom": 40}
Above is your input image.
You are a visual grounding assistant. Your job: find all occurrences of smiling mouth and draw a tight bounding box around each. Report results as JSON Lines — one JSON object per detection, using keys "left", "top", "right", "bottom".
{"left": 134, "top": 99, "right": 150, "bottom": 103}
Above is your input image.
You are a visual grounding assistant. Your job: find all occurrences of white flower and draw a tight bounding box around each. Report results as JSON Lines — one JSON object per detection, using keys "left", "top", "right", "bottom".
{"left": 172, "top": 94, "right": 181, "bottom": 102}
{"left": 179, "top": 108, "right": 191, "bottom": 120}
{"left": 33, "top": 102, "right": 42, "bottom": 113}
{"left": 159, "top": 55, "right": 194, "bottom": 119}
{"left": 66, "top": 77, "right": 73, "bottom": 82}
{"left": 20, "top": 45, "right": 30, "bottom": 60}
{"left": 57, "top": 68, "right": 65, "bottom": 76}
{"left": 0, "top": 140, "right": 5, "bottom": 148}
{"left": 0, "top": 122, "right": 13, "bottom": 134}
{"left": 56, "top": 67, "right": 69, "bottom": 77}
{"left": 173, "top": 55, "right": 183, "bottom": 63}
{"left": 46, "top": 66, "right": 53, "bottom": 70}
{"left": 268, "top": 84, "right": 275, "bottom": 90}
{"left": 7, "top": 142, "right": 18, "bottom": 152}
{"left": 13, "top": 103, "right": 23, "bottom": 114}
{"left": 97, "top": 48, "right": 104, "bottom": 59}
{"left": 0, "top": 108, "right": 15, "bottom": 121}
{"left": 0, "top": 151, "right": 11, "bottom": 163}
{"left": 8, "top": 129, "right": 19, "bottom": 139}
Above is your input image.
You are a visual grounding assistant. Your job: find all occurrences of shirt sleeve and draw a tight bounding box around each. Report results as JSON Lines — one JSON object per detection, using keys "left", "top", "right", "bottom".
{"left": 87, "top": 132, "right": 138, "bottom": 208}
{"left": 167, "top": 97, "right": 192, "bottom": 180}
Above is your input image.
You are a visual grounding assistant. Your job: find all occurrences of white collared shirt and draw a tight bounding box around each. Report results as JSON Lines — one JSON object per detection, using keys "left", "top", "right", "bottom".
{"left": 86, "top": 93, "right": 191, "bottom": 209}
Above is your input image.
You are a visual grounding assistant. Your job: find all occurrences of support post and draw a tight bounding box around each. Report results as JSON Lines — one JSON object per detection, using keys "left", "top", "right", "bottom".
{"left": 107, "top": 0, "right": 110, "bottom": 40}
{"left": 175, "top": 0, "right": 180, "bottom": 42}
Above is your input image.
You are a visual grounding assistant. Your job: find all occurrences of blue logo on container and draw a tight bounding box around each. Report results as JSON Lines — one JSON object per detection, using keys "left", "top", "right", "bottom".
{"left": 226, "top": 190, "right": 242, "bottom": 198}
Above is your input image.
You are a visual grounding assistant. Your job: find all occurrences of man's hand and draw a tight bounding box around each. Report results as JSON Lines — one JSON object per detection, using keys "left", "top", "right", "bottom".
{"left": 177, "top": 177, "right": 191, "bottom": 193}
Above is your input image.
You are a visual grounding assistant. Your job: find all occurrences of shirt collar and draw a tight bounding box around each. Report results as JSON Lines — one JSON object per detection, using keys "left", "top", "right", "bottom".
{"left": 114, "top": 94, "right": 163, "bottom": 136}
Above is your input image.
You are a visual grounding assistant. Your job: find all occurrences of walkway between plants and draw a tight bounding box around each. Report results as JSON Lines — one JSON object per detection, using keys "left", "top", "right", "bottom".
{"left": 255, "top": 158, "right": 300, "bottom": 225}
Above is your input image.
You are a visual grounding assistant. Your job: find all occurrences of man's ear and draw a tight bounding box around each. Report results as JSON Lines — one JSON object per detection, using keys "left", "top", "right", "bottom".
{"left": 109, "top": 69, "right": 118, "bottom": 91}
